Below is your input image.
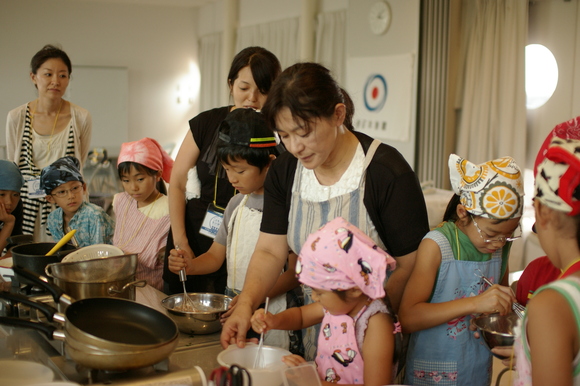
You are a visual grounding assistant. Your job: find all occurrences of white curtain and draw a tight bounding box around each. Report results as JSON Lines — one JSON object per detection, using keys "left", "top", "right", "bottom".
{"left": 199, "top": 33, "right": 223, "bottom": 112}
{"left": 315, "top": 10, "right": 347, "bottom": 85}
{"left": 455, "top": 0, "right": 528, "bottom": 165}
{"left": 235, "top": 17, "right": 300, "bottom": 70}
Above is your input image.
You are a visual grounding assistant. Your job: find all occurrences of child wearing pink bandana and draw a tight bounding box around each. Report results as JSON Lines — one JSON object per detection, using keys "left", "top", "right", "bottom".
{"left": 113, "top": 137, "right": 174, "bottom": 290}
{"left": 400, "top": 154, "right": 523, "bottom": 386}
{"left": 251, "top": 216, "right": 401, "bottom": 385}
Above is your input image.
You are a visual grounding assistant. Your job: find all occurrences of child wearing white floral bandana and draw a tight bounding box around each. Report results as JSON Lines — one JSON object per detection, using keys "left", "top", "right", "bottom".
{"left": 400, "top": 155, "right": 523, "bottom": 386}
{"left": 511, "top": 136, "right": 580, "bottom": 386}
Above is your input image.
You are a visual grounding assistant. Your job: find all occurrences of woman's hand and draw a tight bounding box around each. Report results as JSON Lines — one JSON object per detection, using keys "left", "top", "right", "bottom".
{"left": 220, "top": 295, "right": 239, "bottom": 324}
{"left": 220, "top": 301, "right": 253, "bottom": 349}
{"left": 281, "top": 354, "right": 307, "bottom": 367}
{"left": 473, "top": 284, "right": 515, "bottom": 315}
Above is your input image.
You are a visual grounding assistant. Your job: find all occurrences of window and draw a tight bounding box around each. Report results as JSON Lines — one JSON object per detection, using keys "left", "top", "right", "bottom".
{"left": 525, "top": 44, "right": 558, "bottom": 109}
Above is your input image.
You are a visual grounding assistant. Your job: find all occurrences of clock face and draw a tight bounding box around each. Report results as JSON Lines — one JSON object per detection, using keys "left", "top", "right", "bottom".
{"left": 369, "top": 1, "right": 391, "bottom": 35}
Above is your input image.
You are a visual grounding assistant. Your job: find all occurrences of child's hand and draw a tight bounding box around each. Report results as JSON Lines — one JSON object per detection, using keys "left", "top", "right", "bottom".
{"left": 167, "top": 248, "right": 189, "bottom": 274}
{"left": 0, "top": 202, "right": 15, "bottom": 224}
{"left": 281, "top": 354, "right": 307, "bottom": 367}
{"left": 250, "top": 308, "right": 275, "bottom": 334}
{"left": 491, "top": 346, "right": 515, "bottom": 367}
{"left": 474, "top": 284, "right": 516, "bottom": 315}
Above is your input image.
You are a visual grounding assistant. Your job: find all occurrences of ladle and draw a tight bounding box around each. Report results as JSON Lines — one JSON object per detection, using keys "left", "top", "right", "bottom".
{"left": 46, "top": 229, "right": 77, "bottom": 256}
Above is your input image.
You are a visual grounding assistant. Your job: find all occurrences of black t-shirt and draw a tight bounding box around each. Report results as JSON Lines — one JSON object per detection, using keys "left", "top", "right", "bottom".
{"left": 261, "top": 131, "right": 430, "bottom": 257}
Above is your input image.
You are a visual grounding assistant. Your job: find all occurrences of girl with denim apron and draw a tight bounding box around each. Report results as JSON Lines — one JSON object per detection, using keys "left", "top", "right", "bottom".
{"left": 401, "top": 154, "right": 524, "bottom": 386}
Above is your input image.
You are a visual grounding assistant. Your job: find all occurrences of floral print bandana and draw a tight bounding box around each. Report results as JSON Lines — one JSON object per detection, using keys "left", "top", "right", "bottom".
{"left": 40, "top": 156, "right": 84, "bottom": 195}
{"left": 296, "top": 217, "right": 396, "bottom": 299}
{"left": 449, "top": 154, "right": 524, "bottom": 219}
{"left": 535, "top": 137, "right": 580, "bottom": 216}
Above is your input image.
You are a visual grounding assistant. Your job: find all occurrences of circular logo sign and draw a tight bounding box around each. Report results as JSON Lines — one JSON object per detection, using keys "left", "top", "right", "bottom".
{"left": 363, "top": 74, "right": 387, "bottom": 112}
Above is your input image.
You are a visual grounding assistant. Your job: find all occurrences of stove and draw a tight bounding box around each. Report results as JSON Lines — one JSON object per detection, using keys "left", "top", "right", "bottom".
{"left": 0, "top": 323, "right": 223, "bottom": 385}
{"left": 0, "top": 284, "right": 224, "bottom": 385}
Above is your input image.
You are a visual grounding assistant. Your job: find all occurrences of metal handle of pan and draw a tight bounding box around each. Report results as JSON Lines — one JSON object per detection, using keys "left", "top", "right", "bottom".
{"left": 0, "top": 291, "right": 64, "bottom": 324}
{"left": 0, "top": 316, "right": 66, "bottom": 341}
{"left": 12, "top": 265, "right": 74, "bottom": 307}
{"left": 108, "top": 280, "right": 148, "bottom": 295}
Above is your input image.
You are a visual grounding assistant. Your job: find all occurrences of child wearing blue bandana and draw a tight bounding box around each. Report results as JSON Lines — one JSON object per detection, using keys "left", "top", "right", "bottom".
{"left": 41, "top": 156, "right": 114, "bottom": 247}
{"left": 0, "top": 160, "right": 24, "bottom": 255}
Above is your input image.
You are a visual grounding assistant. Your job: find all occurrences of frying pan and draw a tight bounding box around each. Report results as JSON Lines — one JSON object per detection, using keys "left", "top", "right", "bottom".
{"left": 0, "top": 267, "right": 179, "bottom": 370}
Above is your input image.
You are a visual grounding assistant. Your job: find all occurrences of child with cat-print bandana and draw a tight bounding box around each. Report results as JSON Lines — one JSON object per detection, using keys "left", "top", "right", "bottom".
{"left": 251, "top": 216, "right": 401, "bottom": 385}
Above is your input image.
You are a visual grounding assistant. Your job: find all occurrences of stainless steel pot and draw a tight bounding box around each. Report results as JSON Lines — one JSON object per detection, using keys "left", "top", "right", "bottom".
{"left": 45, "top": 254, "right": 145, "bottom": 300}
{"left": 161, "top": 293, "right": 232, "bottom": 335}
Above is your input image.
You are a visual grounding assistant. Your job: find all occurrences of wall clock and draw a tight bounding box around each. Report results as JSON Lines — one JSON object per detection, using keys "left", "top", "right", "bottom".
{"left": 368, "top": 1, "right": 392, "bottom": 35}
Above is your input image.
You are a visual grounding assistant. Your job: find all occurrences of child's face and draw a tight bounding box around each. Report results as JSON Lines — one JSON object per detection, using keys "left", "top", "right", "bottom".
{"left": 311, "top": 287, "right": 360, "bottom": 317}
{"left": 0, "top": 190, "right": 21, "bottom": 214}
{"left": 222, "top": 157, "right": 269, "bottom": 195}
{"left": 46, "top": 181, "right": 85, "bottom": 216}
{"left": 464, "top": 215, "right": 521, "bottom": 254}
{"left": 120, "top": 165, "right": 160, "bottom": 206}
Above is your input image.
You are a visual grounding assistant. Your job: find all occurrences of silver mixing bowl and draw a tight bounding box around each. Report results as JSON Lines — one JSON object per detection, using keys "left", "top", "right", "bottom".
{"left": 161, "top": 293, "right": 232, "bottom": 334}
{"left": 472, "top": 312, "right": 519, "bottom": 359}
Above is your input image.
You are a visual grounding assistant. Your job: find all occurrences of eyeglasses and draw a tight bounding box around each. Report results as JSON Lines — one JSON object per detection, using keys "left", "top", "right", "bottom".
{"left": 471, "top": 215, "right": 521, "bottom": 244}
{"left": 51, "top": 184, "right": 83, "bottom": 198}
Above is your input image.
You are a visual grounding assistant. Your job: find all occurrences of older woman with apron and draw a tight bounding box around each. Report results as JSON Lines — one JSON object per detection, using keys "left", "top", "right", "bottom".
{"left": 220, "top": 63, "right": 430, "bottom": 365}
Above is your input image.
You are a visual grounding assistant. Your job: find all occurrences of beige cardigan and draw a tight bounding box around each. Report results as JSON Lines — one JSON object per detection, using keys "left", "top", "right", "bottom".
{"left": 5, "top": 101, "right": 92, "bottom": 167}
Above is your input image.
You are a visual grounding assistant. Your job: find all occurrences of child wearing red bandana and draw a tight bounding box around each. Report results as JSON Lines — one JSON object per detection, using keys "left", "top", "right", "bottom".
{"left": 512, "top": 135, "right": 580, "bottom": 386}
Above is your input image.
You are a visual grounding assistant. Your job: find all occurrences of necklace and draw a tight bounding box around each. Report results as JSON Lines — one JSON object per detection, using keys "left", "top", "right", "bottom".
{"left": 559, "top": 257, "right": 580, "bottom": 279}
{"left": 30, "top": 99, "right": 64, "bottom": 153}
{"left": 117, "top": 192, "right": 161, "bottom": 250}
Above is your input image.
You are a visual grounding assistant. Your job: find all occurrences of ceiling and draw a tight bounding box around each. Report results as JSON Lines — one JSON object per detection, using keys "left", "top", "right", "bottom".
{"left": 71, "top": 0, "right": 215, "bottom": 7}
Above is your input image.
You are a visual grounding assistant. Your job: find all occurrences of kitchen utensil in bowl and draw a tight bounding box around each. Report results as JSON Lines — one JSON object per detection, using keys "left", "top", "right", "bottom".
{"left": 46, "top": 230, "right": 77, "bottom": 256}
{"left": 253, "top": 296, "right": 270, "bottom": 369}
{"left": 174, "top": 245, "right": 198, "bottom": 312}
{"left": 61, "top": 244, "right": 124, "bottom": 263}
{"left": 218, "top": 343, "right": 291, "bottom": 386}
{"left": 477, "top": 271, "right": 526, "bottom": 319}
{"left": 161, "top": 292, "right": 232, "bottom": 334}
{"left": 471, "top": 312, "right": 519, "bottom": 359}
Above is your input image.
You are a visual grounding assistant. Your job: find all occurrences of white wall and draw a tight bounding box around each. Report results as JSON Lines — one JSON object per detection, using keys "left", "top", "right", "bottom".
{"left": 0, "top": 0, "right": 200, "bottom": 156}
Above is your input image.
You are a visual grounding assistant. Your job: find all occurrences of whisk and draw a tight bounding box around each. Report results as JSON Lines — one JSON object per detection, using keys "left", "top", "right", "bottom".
{"left": 477, "top": 271, "right": 525, "bottom": 319}
{"left": 253, "top": 296, "right": 270, "bottom": 369}
{"left": 175, "top": 245, "right": 198, "bottom": 313}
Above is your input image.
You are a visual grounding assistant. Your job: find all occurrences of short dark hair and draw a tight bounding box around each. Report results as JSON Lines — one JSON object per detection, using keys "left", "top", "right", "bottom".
{"left": 261, "top": 62, "right": 355, "bottom": 133}
{"left": 30, "top": 44, "right": 72, "bottom": 75}
{"left": 216, "top": 109, "right": 280, "bottom": 172}
{"left": 227, "top": 47, "right": 281, "bottom": 95}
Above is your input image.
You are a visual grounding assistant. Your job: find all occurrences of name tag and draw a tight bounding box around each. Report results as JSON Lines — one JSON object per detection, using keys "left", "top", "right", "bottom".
{"left": 26, "top": 178, "right": 45, "bottom": 199}
{"left": 199, "top": 203, "right": 224, "bottom": 239}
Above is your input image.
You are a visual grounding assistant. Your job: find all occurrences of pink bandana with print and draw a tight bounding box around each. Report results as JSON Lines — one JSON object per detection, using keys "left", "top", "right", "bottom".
{"left": 296, "top": 217, "right": 396, "bottom": 299}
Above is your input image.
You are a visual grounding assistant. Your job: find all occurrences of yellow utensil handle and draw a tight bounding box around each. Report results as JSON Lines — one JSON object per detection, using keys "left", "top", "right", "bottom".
{"left": 46, "top": 229, "right": 77, "bottom": 256}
